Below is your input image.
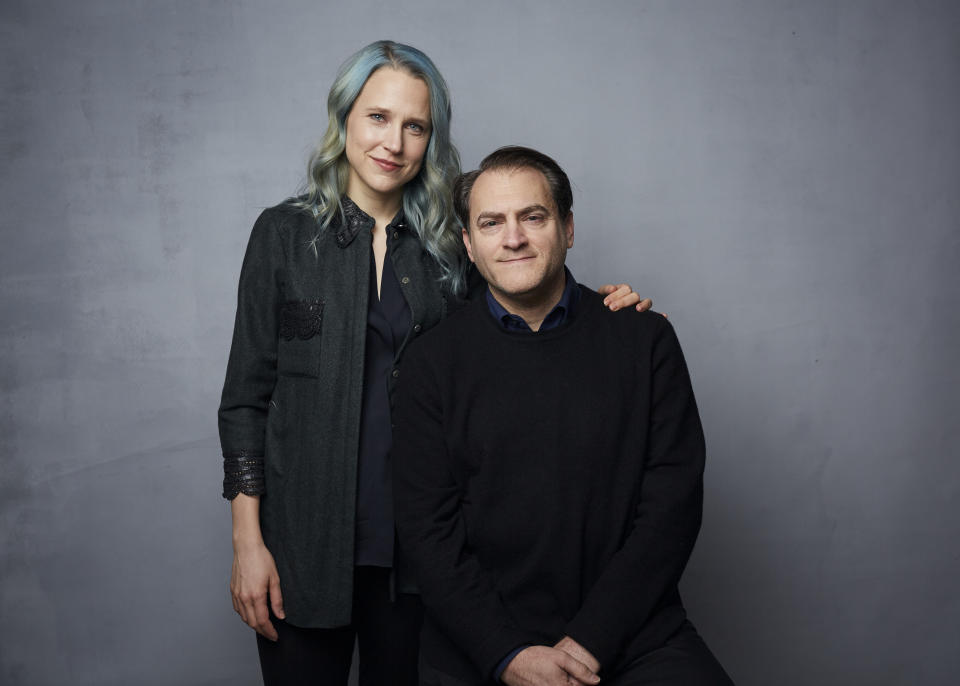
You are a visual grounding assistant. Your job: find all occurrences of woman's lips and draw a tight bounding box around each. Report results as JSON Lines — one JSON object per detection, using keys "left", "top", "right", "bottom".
{"left": 372, "top": 157, "right": 401, "bottom": 171}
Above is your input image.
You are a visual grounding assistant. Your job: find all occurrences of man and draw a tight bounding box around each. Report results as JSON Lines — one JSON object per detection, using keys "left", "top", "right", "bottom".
{"left": 393, "top": 146, "right": 733, "bottom": 686}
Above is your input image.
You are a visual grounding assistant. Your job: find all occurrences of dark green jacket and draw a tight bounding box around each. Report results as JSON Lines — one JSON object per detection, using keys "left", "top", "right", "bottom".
{"left": 218, "top": 198, "right": 457, "bottom": 627}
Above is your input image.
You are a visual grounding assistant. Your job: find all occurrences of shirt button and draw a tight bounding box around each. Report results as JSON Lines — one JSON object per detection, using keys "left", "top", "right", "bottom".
{"left": 413, "top": 323, "right": 422, "bottom": 333}
{"left": 392, "top": 369, "right": 400, "bottom": 378}
{"left": 400, "top": 276, "right": 410, "bottom": 285}
{"left": 392, "top": 231, "right": 399, "bottom": 240}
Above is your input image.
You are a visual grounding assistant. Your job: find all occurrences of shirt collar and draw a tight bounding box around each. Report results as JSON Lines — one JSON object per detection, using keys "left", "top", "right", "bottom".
{"left": 336, "top": 196, "right": 406, "bottom": 248}
{"left": 485, "top": 267, "right": 580, "bottom": 333}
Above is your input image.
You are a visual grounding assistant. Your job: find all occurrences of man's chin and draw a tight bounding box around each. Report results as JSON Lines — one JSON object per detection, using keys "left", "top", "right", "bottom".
{"left": 489, "top": 280, "right": 537, "bottom": 298}
{"left": 485, "top": 270, "right": 544, "bottom": 294}
{"left": 488, "top": 281, "right": 551, "bottom": 307}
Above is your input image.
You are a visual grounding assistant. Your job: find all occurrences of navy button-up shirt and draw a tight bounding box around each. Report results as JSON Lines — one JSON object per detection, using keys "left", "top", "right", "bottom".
{"left": 355, "top": 216, "right": 411, "bottom": 567}
{"left": 485, "top": 267, "right": 580, "bottom": 332}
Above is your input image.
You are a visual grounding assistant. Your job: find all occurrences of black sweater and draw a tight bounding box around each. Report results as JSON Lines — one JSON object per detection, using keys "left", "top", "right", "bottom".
{"left": 393, "top": 287, "right": 705, "bottom": 682}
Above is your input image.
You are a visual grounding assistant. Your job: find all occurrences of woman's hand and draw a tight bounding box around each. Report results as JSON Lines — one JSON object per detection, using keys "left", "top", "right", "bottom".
{"left": 597, "top": 283, "right": 652, "bottom": 312}
{"left": 230, "top": 493, "right": 284, "bottom": 641}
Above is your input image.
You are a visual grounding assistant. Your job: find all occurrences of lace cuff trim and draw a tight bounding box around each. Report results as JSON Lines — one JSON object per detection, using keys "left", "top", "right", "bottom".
{"left": 222, "top": 452, "right": 265, "bottom": 500}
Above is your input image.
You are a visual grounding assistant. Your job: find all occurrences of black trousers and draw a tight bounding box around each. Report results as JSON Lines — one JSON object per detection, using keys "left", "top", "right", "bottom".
{"left": 420, "top": 620, "right": 733, "bottom": 686}
{"left": 606, "top": 621, "right": 734, "bottom": 686}
{"left": 256, "top": 566, "right": 422, "bottom": 686}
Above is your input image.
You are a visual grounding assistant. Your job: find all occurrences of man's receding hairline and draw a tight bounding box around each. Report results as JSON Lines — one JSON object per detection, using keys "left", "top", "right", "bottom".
{"left": 468, "top": 167, "right": 560, "bottom": 222}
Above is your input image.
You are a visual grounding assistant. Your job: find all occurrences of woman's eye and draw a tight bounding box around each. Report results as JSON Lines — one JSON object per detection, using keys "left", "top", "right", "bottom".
{"left": 370, "top": 113, "right": 385, "bottom": 122}
{"left": 406, "top": 122, "right": 425, "bottom": 134}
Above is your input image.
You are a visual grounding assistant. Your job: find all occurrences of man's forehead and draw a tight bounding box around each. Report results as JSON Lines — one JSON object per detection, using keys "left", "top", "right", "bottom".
{"left": 470, "top": 167, "right": 553, "bottom": 215}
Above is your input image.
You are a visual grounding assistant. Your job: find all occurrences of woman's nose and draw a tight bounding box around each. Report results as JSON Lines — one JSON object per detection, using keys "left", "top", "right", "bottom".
{"left": 382, "top": 123, "right": 403, "bottom": 153}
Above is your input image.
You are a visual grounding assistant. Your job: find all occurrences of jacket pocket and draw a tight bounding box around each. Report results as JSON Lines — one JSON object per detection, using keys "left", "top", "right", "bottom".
{"left": 276, "top": 300, "right": 324, "bottom": 377}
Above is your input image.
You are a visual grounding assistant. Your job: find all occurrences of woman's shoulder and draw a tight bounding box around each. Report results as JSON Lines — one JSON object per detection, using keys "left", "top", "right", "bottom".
{"left": 253, "top": 197, "right": 319, "bottom": 230}
{"left": 244, "top": 198, "right": 331, "bottom": 253}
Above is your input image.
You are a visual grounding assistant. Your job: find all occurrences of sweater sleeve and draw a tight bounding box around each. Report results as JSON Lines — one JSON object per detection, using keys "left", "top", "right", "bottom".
{"left": 393, "top": 339, "right": 541, "bottom": 678}
{"left": 564, "top": 316, "right": 705, "bottom": 668}
{"left": 217, "top": 209, "right": 286, "bottom": 499}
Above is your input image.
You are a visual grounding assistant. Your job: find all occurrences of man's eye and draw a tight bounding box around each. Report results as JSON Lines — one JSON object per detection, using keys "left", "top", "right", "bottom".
{"left": 525, "top": 215, "right": 544, "bottom": 222}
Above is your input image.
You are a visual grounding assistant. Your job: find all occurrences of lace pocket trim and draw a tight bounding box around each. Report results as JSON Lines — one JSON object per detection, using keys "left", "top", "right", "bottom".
{"left": 279, "top": 300, "right": 324, "bottom": 341}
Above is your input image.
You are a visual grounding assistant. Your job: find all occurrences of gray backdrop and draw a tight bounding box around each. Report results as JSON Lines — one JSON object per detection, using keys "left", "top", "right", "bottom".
{"left": 2, "top": 1, "right": 958, "bottom": 684}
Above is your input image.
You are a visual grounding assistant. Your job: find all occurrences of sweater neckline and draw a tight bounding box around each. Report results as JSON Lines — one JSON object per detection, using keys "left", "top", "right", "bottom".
{"left": 472, "top": 285, "right": 600, "bottom": 342}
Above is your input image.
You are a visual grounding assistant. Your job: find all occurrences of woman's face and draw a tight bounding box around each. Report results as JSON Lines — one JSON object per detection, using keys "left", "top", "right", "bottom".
{"left": 344, "top": 67, "right": 432, "bottom": 207}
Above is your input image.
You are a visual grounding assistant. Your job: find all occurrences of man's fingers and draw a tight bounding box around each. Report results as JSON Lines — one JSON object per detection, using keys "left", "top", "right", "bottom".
{"left": 554, "top": 636, "right": 600, "bottom": 674}
{"left": 559, "top": 653, "right": 600, "bottom": 684}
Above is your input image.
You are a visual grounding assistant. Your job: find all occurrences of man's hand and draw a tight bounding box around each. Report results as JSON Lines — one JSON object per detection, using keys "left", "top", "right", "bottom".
{"left": 554, "top": 636, "right": 600, "bottom": 675}
{"left": 231, "top": 539, "right": 284, "bottom": 641}
{"left": 501, "top": 645, "right": 600, "bottom": 686}
{"left": 597, "top": 283, "right": 652, "bottom": 313}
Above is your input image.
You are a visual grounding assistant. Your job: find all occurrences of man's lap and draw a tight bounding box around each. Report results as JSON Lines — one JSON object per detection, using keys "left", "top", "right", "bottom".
{"left": 418, "top": 621, "right": 733, "bottom": 686}
{"left": 607, "top": 620, "right": 734, "bottom": 686}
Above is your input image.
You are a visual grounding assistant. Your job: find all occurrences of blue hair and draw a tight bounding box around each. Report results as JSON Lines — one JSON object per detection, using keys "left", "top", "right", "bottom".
{"left": 298, "top": 40, "right": 467, "bottom": 294}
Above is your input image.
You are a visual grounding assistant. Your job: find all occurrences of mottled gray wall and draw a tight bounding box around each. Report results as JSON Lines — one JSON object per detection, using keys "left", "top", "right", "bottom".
{"left": 2, "top": 1, "right": 958, "bottom": 684}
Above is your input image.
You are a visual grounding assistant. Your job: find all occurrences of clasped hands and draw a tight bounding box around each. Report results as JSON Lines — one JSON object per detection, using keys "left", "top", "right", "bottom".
{"left": 502, "top": 636, "right": 601, "bottom": 686}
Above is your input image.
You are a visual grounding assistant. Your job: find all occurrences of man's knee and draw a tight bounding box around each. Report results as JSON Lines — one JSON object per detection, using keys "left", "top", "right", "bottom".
{"left": 610, "top": 622, "right": 734, "bottom": 686}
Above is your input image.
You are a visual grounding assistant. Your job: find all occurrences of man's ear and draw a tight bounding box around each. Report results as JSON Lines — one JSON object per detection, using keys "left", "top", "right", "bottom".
{"left": 461, "top": 227, "right": 476, "bottom": 263}
{"left": 564, "top": 212, "right": 575, "bottom": 249}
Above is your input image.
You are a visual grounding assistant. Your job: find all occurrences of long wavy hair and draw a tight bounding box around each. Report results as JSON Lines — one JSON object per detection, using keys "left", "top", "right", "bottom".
{"left": 298, "top": 40, "right": 466, "bottom": 294}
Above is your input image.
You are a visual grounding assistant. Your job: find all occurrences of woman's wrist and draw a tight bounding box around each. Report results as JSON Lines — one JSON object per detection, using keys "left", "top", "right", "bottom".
{"left": 231, "top": 493, "right": 264, "bottom": 548}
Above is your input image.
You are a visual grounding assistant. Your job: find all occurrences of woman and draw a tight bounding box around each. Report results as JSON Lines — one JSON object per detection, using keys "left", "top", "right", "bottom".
{"left": 219, "top": 40, "right": 650, "bottom": 685}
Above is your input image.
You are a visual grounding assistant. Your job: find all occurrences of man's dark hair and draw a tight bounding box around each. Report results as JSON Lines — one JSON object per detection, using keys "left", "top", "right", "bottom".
{"left": 454, "top": 146, "right": 573, "bottom": 230}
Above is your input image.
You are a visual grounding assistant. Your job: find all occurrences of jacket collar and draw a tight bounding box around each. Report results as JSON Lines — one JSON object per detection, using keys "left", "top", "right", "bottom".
{"left": 336, "top": 196, "right": 406, "bottom": 248}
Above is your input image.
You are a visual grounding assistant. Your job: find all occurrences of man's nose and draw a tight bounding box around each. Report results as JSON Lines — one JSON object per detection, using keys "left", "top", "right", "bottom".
{"left": 502, "top": 218, "right": 527, "bottom": 249}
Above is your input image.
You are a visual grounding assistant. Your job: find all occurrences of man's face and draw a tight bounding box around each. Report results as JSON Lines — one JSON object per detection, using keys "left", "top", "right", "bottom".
{"left": 462, "top": 167, "right": 574, "bottom": 307}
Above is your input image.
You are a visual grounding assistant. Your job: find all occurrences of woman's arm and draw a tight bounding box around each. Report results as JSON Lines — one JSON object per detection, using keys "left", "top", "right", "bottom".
{"left": 218, "top": 210, "right": 285, "bottom": 484}
{"left": 219, "top": 208, "right": 288, "bottom": 638}
{"left": 230, "top": 493, "right": 284, "bottom": 641}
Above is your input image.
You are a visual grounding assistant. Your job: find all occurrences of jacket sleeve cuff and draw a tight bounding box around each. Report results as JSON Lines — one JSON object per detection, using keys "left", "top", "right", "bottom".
{"left": 221, "top": 452, "right": 265, "bottom": 500}
{"left": 494, "top": 645, "right": 529, "bottom": 682}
